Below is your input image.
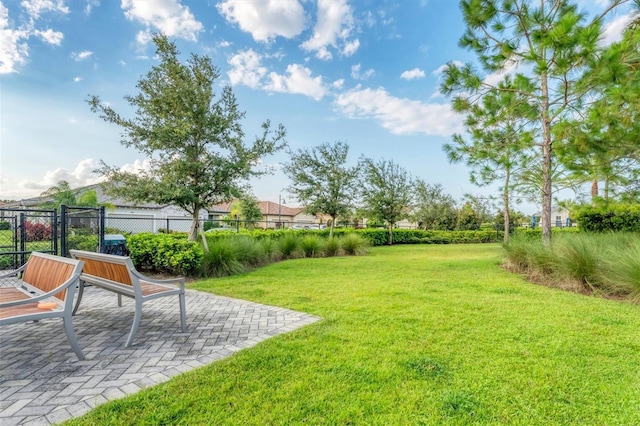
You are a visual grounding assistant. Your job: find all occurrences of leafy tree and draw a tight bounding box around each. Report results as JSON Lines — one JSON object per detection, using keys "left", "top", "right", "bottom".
{"left": 359, "top": 158, "right": 414, "bottom": 245}
{"left": 239, "top": 196, "right": 263, "bottom": 229}
{"left": 39, "top": 181, "right": 100, "bottom": 209}
{"left": 556, "top": 16, "right": 640, "bottom": 203}
{"left": 441, "top": 0, "right": 633, "bottom": 242}
{"left": 283, "top": 141, "right": 360, "bottom": 237}
{"left": 411, "top": 181, "right": 458, "bottom": 230}
{"left": 457, "top": 201, "right": 482, "bottom": 230}
{"left": 88, "top": 34, "right": 286, "bottom": 241}
{"left": 444, "top": 77, "right": 536, "bottom": 242}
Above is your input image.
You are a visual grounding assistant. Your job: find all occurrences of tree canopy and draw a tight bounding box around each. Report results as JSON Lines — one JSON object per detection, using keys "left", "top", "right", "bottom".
{"left": 283, "top": 141, "right": 360, "bottom": 237}
{"left": 88, "top": 34, "right": 286, "bottom": 241}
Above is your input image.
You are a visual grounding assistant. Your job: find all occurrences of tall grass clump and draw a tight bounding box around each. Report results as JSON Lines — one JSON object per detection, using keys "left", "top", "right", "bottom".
{"left": 341, "top": 233, "right": 369, "bottom": 256}
{"left": 232, "top": 236, "right": 267, "bottom": 267}
{"left": 300, "top": 235, "right": 323, "bottom": 258}
{"left": 601, "top": 238, "right": 640, "bottom": 296}
{"left": 259, "top": 238, "right": 282, "bottom": 262}
{"left": 502, "top": 234, "right": 533, "bottom": 270}
{"left": 200, "top": 239, "right": 244, "bottom": 278}
{"left": 553, "top": 233, "right": 604, "bottom": 289}
{"left": 323, "top": 237, "right": 341, "bottom": 257}
{"left": 278, "top": 233, "right": 302, "bottom": 259}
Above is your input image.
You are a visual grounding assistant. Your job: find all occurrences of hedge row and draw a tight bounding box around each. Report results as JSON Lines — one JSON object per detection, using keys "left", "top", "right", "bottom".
{"left": 574, "top": 204, "right": 640, "bottom": 233}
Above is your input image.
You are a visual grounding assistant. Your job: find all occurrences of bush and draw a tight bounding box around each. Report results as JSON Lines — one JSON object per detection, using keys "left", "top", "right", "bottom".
{"left": 200, "top": 239, "right": 245, "bottom": 278}
{"left": 323, "top": 237, "right": 341, "bottom": 257}
{"left": 340, "top": 233, "right": 369, "bottom": 256}
{"left": 24, "top": 221, "right": 52, "bottom": 241}
{"left": 127, "top": 233, "right": 203, "bottom": 276}
{"left": 232, "top": 236, "right": 267, "bottom": 267}
{"left": 67, "top": 234, "right": 99, "bottom": 252}
{"left": 300, "top": 235, "right": 324, "bottom": 258}
{"left": 0, "top": 221, "right": 11, "bottom": 230}
{"left": 575, "top": 203, "right": 640, "bottom": 233}
{"left": 278, "top": 234, "right": 302, "bottom": 259}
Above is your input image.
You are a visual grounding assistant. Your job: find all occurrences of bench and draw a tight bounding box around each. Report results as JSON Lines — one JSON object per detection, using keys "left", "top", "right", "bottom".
{"left": 0, "top": 252, "right": 85, "bottom": 360}
{"left": 69, "top": 250, "right": 186, "bottom": 347}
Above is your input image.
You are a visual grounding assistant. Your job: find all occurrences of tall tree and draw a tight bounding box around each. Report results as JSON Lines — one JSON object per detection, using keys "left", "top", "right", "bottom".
{"left": 444, "top": 77, "right": 536, "bottom": 242}
{"left": 412, "top": 181, "right": 458, "bottom": 231}
{"left": 441, "top": 0, "right": 634, "bottom": 242}
{"left": 283, "top": 141, "right": 360, "bottom": 237}
{"left": 359, "top": 158, "right": 414, "bottom": 245}
{"left": 239, "top": 196, "right": 263, "bottom": 229}
{"left": 88, "top": 34, "right": 286, "bottom": 241}
{"left": 556, "top": 15, "right": 640, "bottom": 202}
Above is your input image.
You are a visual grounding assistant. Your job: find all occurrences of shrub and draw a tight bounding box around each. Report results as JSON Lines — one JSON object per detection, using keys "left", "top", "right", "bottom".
{"left": 200, "top": 239, "right": 245, "bottom": 278}
{"left": 232, "top": 236, "right": 267, "bottom": 267}
{"left": 127, "top": 233, "right": 203, "bottom": 276}
{"left": 24, "top": 221, "right": 52, "bottom": 241}
{"left": 300, "top": 235, "right": 323, "bottom": 258}
{"left": 341, "top": 233, "right": 369, "bottom": 256}
{"left": 0, "top": 221, "right": 11, "bottom": 230}
{"left": 324, "top": 237, "right": 341, "bottom": 257}
{"left": 278, "top": 233, "right": 302, "bottom": 259}
{"left": 67, "top": 234, "right": 99, "bottom": 252}
{"left": 260, "top": 238, "right": 282, "bottom": 262}
{"left": 575, "top": 203, "right": 640, "bottom": 233}
{"left": 553, "top": 234, "right": 604, "bottom": 289}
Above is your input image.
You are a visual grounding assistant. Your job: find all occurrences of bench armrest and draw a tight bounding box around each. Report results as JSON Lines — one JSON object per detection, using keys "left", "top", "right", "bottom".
{"left": 0, "top": 263, "right": 28, "bottom": 279}
{"left": 0, "top": 271, "right": 82, "bottom": 307}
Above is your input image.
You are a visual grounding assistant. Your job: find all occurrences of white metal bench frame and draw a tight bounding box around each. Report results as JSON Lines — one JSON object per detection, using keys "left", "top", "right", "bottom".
{"left": 0, "top": 252, "right": 85, "bottom": 360}
{"left": 69, "top": 250, "right": 187, "bottom": 347}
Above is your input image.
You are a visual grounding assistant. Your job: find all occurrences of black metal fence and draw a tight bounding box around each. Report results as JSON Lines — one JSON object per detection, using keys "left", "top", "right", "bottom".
{"left": 0, "top": 208, "right": 58, "bottom": 269}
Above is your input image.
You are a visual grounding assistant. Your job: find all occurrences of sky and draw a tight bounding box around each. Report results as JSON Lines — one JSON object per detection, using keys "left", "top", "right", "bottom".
{"left": 0, "top": 0, "right": 635, "bottom": 213}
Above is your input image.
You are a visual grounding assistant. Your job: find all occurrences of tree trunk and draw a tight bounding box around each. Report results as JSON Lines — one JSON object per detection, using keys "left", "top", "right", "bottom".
{"left": 503, "top": 169, "right": 510, "bottom": 244}
{"left": 329, "top": 215, "right": 336, "bottom": 238}
{"left": 540, "top": 71, "right": 552, "bottom": 244}
{"left": 189, "top": 212, "right": 200, "bottom": 241}
{"left": 387, "top": 223, "right": 393, "bottom": 245}
{"left": 591, "top": 179, "right": 598, "bottom": 204}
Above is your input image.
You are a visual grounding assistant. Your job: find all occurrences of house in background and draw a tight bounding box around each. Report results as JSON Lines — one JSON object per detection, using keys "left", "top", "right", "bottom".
{"left": 531, "top": 206, "right": 575, "bottom": 228}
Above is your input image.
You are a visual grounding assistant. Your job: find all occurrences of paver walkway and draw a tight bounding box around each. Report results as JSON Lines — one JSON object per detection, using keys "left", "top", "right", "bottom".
{"left": 0, "top": 287, "right": 320, "bottom": 425}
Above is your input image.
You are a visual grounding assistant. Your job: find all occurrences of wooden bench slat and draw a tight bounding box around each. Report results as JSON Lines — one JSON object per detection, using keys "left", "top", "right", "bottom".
{"left": 69, "top": 250, "right": 187, "bottom": 347}
{"left": 0, "top": 252, "right": 85, "bottom": 360}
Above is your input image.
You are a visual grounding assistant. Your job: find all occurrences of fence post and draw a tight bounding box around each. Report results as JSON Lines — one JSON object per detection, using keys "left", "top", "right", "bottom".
{"left": 235, "top": 214, "right": 239, "bottom": 232}
{"left": 98, "top": 206, "right": 105, "bottom": 253}
{"left": 166, "top": 217, "right": 170, "bottom": 233}
{"left": 52, "top": 208, "right": 58, "bottom": 256}
{"left": 60, "top": 205, "right": 67, "bottom": 257}
{"left": 19, "top": 213, "right": 26, "bottom": 266}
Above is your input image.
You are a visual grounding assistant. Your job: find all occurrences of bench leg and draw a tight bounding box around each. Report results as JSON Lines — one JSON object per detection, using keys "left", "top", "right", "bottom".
{"left": 63, "top": 315, "right": 85, "bottom": 360}
{"left": 72, "top": 281, "right": 85, "bottom": 316}
{"left": 125, "top": 299, "right": 143, "bottom": 347}
{"left": 179, "top": 292, "right": 187, "bottom": 333}
{"left": 118, "top": 294, "right": 123, "bottom": 307}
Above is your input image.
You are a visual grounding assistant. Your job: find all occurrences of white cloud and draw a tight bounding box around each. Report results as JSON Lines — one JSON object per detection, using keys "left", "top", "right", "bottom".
{"left": 119, "top": 158, "right": 152, "bottom": 175}
{"left": 34, "top": 28, "right": 63, "bottom": 45}
{"left": 122, "top": 0, "right": 203, "bottom": 42}
{"left": 351, "top": 63, "right": 374, "bottom": 80}
{"left": 400, "top": 68, "right": 425, "bottom": 80}
{"left": 264, "top": 64, "right": 327, "bottom": 100}
{"left": 301, "top": 0, "right": 359, "bottom": 60}
{"left": 227, "top": 49, "right": 267, "bottom": 88}
{"left": 85, "top": 0, "right": 99, "bottom": 15}
{"left": 334, "top": 86, "right": 462, "bottom": 137}
{"left": 217, "top": 0, "right": 305, "bottom": 42}
{"left": 71, "top": 50, "right": 92, "bottom": 61}
{"left": 0, "top": 3, "right": 30, "bottom": 74}
{"left": 21, "top": 0, "right": 69, "bottom": 19}
{"left": 599, "top": 12, "right": 637, "bottom": 46}
{"left": 2, "top": 159, "right": 103, "bottom": 199}
{"left": 73, "top": 76, "right": 82, "bottom": 82}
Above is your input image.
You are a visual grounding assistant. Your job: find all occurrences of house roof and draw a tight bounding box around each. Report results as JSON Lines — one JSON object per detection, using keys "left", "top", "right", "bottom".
{"left": 209, "top": 201, "right": 303, "bottom": 217}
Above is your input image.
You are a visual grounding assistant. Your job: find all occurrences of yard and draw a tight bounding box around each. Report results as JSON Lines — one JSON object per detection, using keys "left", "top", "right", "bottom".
{"left": 66, "top": 243, "right": 640, "bottom": 425}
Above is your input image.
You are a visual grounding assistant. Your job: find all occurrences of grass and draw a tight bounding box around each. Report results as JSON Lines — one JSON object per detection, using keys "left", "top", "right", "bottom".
{"left": 65, "top": 244, "right": 640, "bottom": 425}
{"left": 504, "top": 232, "right": 640, "bottom": 297}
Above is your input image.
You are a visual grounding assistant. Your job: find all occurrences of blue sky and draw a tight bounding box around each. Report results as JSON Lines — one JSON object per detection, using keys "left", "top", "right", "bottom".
{"left": 0, "top": 0, "right": 635, "bottom": 213}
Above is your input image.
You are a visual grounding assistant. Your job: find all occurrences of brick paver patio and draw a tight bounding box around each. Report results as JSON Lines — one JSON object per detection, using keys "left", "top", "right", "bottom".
{"left": 0, "top": 287, "right": 320, "bottom": 425}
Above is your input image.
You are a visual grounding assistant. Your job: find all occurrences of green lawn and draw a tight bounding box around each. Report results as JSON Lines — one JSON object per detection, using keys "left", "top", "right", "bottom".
{"left": 67, "top": 244, "right": 640, "bottom": 425}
